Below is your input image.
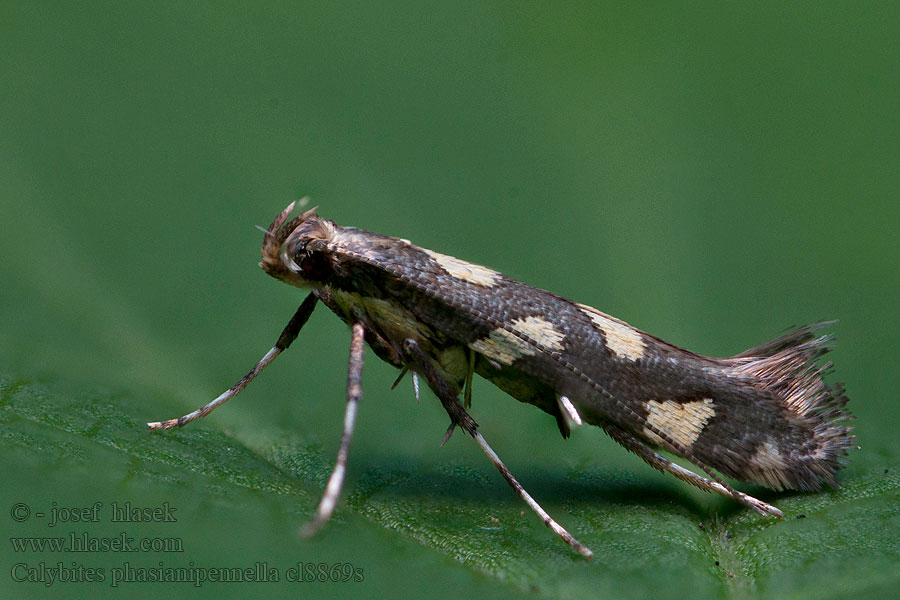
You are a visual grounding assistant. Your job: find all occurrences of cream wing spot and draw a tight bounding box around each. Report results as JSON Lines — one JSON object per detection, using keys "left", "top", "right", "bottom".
{"left": 576, "top": 303, "right": 646, "bottom": 361}
{"left": 644, "top": 398, "right": 715, "bottom": 448}
{"left": 747, "top": 439, "right": 791, "bottom": 489}
{"left": 749, "top": 439, "right": 789, "bottom": 471}
{"left": 470, "top": 328, "right": 535, "bottom": 366}
{"left": 470, "top": 316, "right": 565, "bottom": 366}
{"left": 422, "top": 249, "right": 500, "bottom": 287}
{"left": 508, "top": 316, "right": 565, "bottom": 351}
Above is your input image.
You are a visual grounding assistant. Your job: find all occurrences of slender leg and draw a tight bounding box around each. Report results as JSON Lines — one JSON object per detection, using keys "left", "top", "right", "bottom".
{"left": 301, "top": 321, "right": 366, "bottom": 537}
{"left": 147, "top": 293, "right": 318, "bottom": 430}
{"left": 390, "top": 367, "right": 409, "bottom": 390}
{"left": 400, "top": 340, "right": 476, "bottom": 433}
{"left": 401, "top": 339, "right": 594, "bottom": 559}
{"left": 604, "top": 424, "right": 783, "bottom": 518}
{"left": 463, "top": 347, "right": 475, "bottom": 408}
{"left": 390, "top": 367, "right": 421, "bottom": 401}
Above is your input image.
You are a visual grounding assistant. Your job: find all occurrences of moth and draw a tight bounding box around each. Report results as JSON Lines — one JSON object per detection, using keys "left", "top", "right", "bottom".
{"left": 149, "top": 203, "right": 854, "bottom": 558}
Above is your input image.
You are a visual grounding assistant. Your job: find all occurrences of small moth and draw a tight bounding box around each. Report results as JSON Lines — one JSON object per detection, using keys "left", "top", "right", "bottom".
{"left": 149, "top": 203, "right": 854, "bottom": 558}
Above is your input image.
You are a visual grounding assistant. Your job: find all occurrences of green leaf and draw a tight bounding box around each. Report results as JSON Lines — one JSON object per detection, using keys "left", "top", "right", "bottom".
{"left": 3, "top": 2, "right": 899, "bottom": 598}
{"left": 2, "top": 376, "right": 897, "bottom": 599}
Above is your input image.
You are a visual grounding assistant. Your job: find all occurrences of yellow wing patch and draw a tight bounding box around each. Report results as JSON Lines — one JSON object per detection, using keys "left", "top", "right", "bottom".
{"left": 576, "top": 303, "right": 646, "bottom": 361}
{"left": 422, "top": 249, "right": 501, "bottom": 287}
{"left": 643, "top": 398, "right": 715, "bottom": 448}
{"left": 470, "top": 316, "right": 566, "bottom": 365}
{"left": 471, "top": 328, "right": 534, "bottom": 365}
{"left": 508, "top": 315, "right": 565, "bottom": 351}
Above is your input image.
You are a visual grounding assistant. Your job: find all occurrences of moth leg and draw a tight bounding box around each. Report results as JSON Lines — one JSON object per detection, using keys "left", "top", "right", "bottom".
{"left": 148, "top": 292, "right": 318, "bottom": 431}
{"left": 390, "top": 367, "right": 409, "bottom": 390}
{"left": 411, "top": 372, "right": 420, "bottom": 401}
{"left": 390, "top": 367, "right": 421, "bottom": 402}
{"left": 463, "top": 347, "right": 475, "bottom": 408}
{"left": 439, "top": 422, "right": 456, "bottom": 447}
{"left": 401, "top": 339, "right": 594, "bottom": 559}
{"left": 604, "top": 424, "right": 784, "bottom": 518}
{"left": 301, "top": 321, "right": 366, "bottom": 537}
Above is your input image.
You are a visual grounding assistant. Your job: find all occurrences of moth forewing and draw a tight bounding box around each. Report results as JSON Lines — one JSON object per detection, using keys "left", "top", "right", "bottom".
{"left": 149, "top": 204, "right": 854, "bottom": 558}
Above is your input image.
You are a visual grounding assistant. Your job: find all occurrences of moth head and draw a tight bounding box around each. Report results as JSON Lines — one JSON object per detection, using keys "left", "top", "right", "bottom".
{"left": 259, "top": 202, "right": 335, "bottom": 287}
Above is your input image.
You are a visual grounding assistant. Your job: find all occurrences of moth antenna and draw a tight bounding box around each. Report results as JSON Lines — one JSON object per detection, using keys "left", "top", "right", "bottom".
{"left": 302, "top": 321, "right": 366, "bottom": 538}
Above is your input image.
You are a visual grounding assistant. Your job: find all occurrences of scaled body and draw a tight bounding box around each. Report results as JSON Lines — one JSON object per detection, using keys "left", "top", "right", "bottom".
{"left": 149, "top": 204, "right": 854, "bottom": 558}
{"left": 261, "top": 207, "right": 853, "bottom": 493}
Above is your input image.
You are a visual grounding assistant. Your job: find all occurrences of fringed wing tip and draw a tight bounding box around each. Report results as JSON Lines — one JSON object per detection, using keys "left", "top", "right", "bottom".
{"left": 727, "top": 322, "right": 854, "bottom": 490}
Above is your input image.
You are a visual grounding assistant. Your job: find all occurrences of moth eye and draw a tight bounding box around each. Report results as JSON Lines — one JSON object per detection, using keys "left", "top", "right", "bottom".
{"left": 290, "top": 246, "right": 307, "bottom": 266}
{"left": 283, "top": 242, "right": 331, "bottom": 281}
{"left": 277, "top": 239, "right": 305, "bottom": 274}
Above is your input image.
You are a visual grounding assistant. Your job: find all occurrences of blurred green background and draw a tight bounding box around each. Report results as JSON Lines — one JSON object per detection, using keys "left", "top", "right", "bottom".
{"left": 2, "top": 2, "right": 898, "bottom": 599}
